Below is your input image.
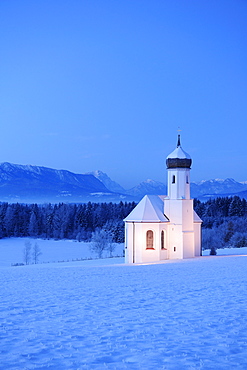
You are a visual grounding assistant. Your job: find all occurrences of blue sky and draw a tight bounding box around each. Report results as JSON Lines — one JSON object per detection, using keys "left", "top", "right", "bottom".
{"left": 1, "top": 0, "right": 247, "bottom": 189}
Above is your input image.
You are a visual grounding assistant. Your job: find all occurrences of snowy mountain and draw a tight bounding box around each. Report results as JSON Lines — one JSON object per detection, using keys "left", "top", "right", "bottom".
{"left": 191, "top": 178, "right": 247, "bottom": 199}
{"left": 87, "top": 170, "right": 126, "bottom": 193}
{"left": 0, "top": 162, "right": 246, "bottom": 203}
{"left": 85, "top": 172, "right": 168, "bottom": 199}
{"left": 125, "top": 178, "right": 247, "bottom": 200}
{"left": 0, "top": 162, "right": 139, "bottom": 203}
{"left": 0, "top": 162, "right": 114, "bottom": 203}
{"left": 125, "top": 179, "right": 167, "bottom": 197}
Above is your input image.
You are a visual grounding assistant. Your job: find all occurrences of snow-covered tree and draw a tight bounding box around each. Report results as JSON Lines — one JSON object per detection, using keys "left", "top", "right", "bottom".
{"left": 202, "top": 228, "right": 223, "bottom": 251}
{"left": 90, "top": 229, "right": 113, "bottom": 258}
{"left": 223, "top": 220, "right": 235, "bottom": 244}
{"left": 229, "top": 232, "right": 247, "bottom": 248}
{"left": 105, "top": 233, "right": 115, "bottom": 257}
{"left": 23, "top": 241, "right": 32, "bottom": 265}
{"left": 29, "top": 211, "right": 39, "bottom": 236}
{"left": 33, "top": 242, "right": 42, "bottom": 264}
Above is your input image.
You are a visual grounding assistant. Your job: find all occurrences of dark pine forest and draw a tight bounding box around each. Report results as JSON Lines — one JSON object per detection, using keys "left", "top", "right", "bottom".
{"left": 0, "top": 196, "right": 247, "bottom": 249}
{"left": 0, "top": 201, "right": 136, "bottom": 243}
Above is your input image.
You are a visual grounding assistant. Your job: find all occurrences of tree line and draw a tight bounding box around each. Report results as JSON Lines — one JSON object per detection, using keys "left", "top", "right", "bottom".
{"left": 1, "top": 196, "right": 247, "bottom": 250}
{"left": 194, "top": 196, "right": 247, "bottom": 226}
{"left": 0, "top": 201, "right": 136, "bottom": 242}
{"left": 194, "top": 196, "right": 247, "bottom": 250}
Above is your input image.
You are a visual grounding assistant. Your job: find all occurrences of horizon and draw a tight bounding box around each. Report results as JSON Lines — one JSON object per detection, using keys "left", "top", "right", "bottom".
{"left": 1, "top": 1, "right": 247, "bottom": 188}
{"left": 0, "top": 160, "right": 246, "bottom": 190}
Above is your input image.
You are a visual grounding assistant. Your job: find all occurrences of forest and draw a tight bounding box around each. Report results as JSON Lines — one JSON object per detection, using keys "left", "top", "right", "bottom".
{"left": 0, "top": 201, "right": 136, "bottom": 243}
{"left": 0, "top": 196, "right": 246, "bottom": 250}
{"left": 194, "top": 196, "right": 247, "bottom": 250}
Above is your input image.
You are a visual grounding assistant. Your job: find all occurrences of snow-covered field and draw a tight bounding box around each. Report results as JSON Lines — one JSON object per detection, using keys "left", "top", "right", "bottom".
{"left": 1, "top": 239, "right": 247, "bottom": 369}
{"left": 0, "top": 238, "right": 124, "bottom": 267}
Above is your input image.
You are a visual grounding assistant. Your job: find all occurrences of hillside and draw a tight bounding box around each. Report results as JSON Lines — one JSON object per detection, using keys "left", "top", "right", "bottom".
{"left": 0, "top": 162, "right": 115, "bottom": 203}
{"left": 191, "top": 178, "right": 247, "bottom": 199}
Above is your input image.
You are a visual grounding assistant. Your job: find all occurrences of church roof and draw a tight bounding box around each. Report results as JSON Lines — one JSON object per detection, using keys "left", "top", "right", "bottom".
{"left": 193, "top": 211, "right": 203, "bottom": 223}
{"left": 124, "top": 194, "right": 202, "bottom": 224}
{"left": 166, "top": 145, "right": 191, "bottom": 160}
{"left": 124, "top": 195, "right": 169, "bottom": 223}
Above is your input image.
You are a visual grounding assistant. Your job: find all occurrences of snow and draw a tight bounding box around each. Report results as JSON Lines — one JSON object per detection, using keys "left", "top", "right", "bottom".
{"left": 124, "top": 195, "right": 169, "bottom": 222}
{"left": 90, "top": 192, "right": 113, "bottom": 196}
{"left": 203, "top": 247, "right": 247, "bottom": 256}
{"left": 166, "top": 146, "right": 191, "bottom": 160}
{"left": 0, "top": 239, "right": 247, "bottom": 369}
{"left": 0, "top": 238, "right": 124, "bottom": 267}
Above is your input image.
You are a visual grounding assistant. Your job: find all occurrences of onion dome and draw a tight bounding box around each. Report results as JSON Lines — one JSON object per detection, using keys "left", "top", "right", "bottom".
{"left": 166, "top": 135, "right": 192, "bottom": 169}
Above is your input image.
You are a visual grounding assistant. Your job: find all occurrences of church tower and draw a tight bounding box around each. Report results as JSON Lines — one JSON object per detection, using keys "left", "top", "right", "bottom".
{"left": 166, "top": 134, "right": 192, "bottom": 200}
{"left": 164, "top": 135, "right": 199, "bottom": 259}
{"left": 124, "top": 134, "right": 202, "bottom": 264}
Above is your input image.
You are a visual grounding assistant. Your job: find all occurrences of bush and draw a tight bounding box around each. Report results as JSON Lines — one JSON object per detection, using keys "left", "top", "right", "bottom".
{"left": 209, "top": 246, "right": 217, "bottom": 255}
{"left": 90, "top": 229, "right": 113, "bottom": 258}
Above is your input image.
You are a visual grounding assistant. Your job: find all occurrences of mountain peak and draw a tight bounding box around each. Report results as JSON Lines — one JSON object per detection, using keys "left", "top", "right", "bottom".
{"left": 0, "top": 162, "right": 112, "bottom": 203}
{"left": 125, "top": 179, "right": 167, "bottom": 197}
{"left": 87, "top": 170, "right": 125, "bottom": 193}
{"left": 0, "top": 162, "right": 247, "bottom": 203}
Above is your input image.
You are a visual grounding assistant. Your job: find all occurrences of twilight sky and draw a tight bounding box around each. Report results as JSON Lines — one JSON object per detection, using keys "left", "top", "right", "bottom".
{"left": 1, "top": 0, "right": 247, "bottom": 189}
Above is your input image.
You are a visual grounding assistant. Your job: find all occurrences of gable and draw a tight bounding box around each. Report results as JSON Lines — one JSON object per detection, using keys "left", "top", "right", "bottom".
{"left": 124, "top": 195, "right": 169, "bottom": 223}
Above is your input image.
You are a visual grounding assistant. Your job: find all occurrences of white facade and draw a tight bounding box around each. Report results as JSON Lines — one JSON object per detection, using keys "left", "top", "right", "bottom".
{"left": 124, "top": 136, "right": 202, "bottom": 264}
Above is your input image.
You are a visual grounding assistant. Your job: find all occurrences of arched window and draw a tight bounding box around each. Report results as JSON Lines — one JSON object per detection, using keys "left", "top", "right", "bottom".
{"left": 172, "top": 175, "right": 176, "bottom": 183}
{"left": 146, "top": 230, "right": 154, "bottom": 249}
{"left": 161, "top": 230, "right": 166, "bottom": 249}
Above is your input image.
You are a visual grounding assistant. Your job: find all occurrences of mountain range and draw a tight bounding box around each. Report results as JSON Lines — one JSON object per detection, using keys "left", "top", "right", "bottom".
{"left": 0, "top": 162, "right": 246, "bottom": 203}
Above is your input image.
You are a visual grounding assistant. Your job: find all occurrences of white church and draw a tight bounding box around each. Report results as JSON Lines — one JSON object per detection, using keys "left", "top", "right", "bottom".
{"left": 124, "top": 135, "right": 202, "bottom": 264}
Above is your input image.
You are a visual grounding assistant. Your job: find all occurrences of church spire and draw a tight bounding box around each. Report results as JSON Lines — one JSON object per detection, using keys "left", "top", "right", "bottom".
{"left": 166, "top": 134, "right": 192, "bottom": 169}
{"left": 166, "top": 135, "right": 192, "bottom": 199}
{"left": 177, "top": 127, "right": 182, "bottom": 147}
